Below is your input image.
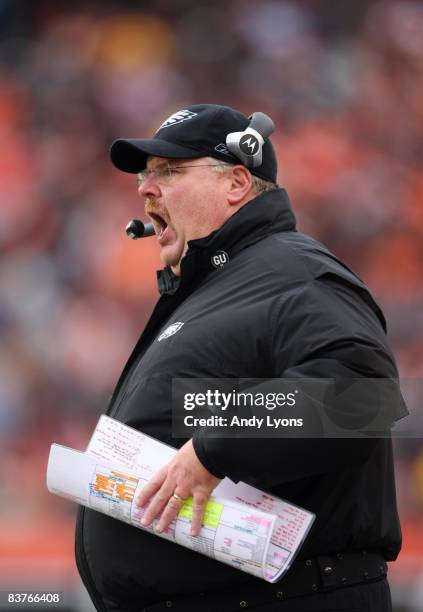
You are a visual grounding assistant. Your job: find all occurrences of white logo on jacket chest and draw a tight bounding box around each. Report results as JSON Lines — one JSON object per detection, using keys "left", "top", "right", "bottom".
{"left": 157, "top": 322, "right": 184, "bottom": 342}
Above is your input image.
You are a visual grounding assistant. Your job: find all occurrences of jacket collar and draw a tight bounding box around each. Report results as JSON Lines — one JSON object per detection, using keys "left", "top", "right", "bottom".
{"left": 157, "top": 188, "right": 296, "bottom": 295}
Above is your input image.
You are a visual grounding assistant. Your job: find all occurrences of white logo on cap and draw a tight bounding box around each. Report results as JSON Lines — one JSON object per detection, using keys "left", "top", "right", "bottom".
{"left": 156, "top": 110, "right": 198, "bottom": 132}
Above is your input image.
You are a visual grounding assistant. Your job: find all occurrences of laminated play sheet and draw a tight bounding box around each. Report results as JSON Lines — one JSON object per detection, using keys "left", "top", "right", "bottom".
{"left": 47, "top": 415, "right": 315, "bottom": 582}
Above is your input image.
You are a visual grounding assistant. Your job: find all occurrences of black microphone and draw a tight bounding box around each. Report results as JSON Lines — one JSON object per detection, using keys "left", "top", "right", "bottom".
{"left": 125, "top": 219, "right": 155, "bottom": 239}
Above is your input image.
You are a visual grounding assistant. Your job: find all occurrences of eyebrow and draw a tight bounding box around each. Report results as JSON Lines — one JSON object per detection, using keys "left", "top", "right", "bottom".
{"left": 147, "top": 158, "right": 199, "bottom": 171}
{"left": 146, "top": 160, "right": 177, "bottom": 171}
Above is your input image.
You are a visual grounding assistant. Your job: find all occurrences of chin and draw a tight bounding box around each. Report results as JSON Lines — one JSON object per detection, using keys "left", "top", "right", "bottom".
{"left": 160, "top": 248, "right": 183, "bottom": 270}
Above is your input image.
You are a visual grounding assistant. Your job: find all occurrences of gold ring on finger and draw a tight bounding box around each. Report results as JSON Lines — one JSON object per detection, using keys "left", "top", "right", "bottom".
{"left": 172, "top": 493, "right": 185, "bottom": 504}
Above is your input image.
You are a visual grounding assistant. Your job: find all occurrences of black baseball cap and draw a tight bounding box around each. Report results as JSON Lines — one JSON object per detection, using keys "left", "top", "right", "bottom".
{"left": 110, "top": 104, "right": 278, "bottom": 182}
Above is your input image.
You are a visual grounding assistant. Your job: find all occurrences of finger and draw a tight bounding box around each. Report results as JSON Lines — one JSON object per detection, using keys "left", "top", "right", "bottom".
{"left": 155, "top": 491, "right": 187, "bottom": 533}
{"left": 136, "top": 467, "right": 167, "bottom": 507}
{"left": 190, "top": 490, "right": 208, "bottom": 536}
{"left": 140, "top": 481, "right": 175, "bottom": 526}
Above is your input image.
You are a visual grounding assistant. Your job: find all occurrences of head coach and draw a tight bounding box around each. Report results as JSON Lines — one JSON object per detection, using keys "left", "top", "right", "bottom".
{"left": 75, "top": 104, "right": 402, "bottom": 611}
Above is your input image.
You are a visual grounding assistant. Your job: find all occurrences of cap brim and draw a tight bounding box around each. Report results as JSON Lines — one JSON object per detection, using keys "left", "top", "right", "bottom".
{"left": 110, "top": 138, "right": 205, "bottom": 173}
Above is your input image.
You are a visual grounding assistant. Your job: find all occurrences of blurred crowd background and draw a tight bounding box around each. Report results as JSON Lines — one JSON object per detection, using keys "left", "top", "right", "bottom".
{"left": 0, "top": 0, "right": 422, "bottom": 610}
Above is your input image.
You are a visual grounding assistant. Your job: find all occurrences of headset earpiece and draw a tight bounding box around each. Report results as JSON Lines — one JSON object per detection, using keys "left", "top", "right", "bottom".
{"left": 226, "top": 112, "right": 275, "bottom": 169}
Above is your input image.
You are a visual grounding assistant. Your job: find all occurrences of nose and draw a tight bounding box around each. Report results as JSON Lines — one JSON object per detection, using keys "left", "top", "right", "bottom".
{"left": 138, "top": 174, "right": 161, "bottom": 201}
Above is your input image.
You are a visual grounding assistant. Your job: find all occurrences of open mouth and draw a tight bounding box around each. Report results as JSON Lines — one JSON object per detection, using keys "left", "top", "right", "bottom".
{"left": 148, "top": 212, "right": 169, "bottom": 238}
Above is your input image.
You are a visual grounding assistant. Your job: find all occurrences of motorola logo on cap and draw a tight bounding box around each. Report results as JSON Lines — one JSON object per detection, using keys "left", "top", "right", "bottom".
{"left": 239, "top": 134, "right": 259, "bottom": 155}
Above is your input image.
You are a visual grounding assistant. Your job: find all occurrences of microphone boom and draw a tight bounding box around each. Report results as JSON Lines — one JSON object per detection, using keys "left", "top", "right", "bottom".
{"left": 126, "top": 219, "right": 155, "bottom": 239}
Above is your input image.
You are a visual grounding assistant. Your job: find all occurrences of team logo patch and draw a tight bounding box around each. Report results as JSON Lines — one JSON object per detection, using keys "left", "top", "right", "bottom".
{"left": 156, "top": 110, "right": 197, "bottom": 132}
{"left": 211, "top": 250, "right": 229, "bottom": 269}
{"left": 157, "top": 322, "right": 184, "bottom": 342}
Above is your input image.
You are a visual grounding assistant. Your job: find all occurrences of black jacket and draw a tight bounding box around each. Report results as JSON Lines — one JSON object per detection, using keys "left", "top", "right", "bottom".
{"left": 75, "top": 188, "right": 401, "bottom": 611}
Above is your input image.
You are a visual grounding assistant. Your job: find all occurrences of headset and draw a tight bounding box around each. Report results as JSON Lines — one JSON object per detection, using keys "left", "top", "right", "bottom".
{"left": 225, "top": 111, "right": 275, "bottom": 169}
{"left": 126, "top": 111, "right": 275, "bottom": 239}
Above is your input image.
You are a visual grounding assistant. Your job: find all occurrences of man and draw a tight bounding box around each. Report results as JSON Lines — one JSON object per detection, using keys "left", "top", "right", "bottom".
{"left": 75, "top": 104, "right": 402, "bottom": 611}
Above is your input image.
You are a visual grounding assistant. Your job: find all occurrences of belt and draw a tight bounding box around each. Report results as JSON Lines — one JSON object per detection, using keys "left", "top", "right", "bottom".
{"left": 144, "top": 550, "right": 388, "bottom": 611}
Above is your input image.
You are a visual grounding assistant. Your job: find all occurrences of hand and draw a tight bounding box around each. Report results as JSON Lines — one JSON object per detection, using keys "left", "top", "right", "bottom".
{"left": 136, "top": 439, "right": 221, "bottom": 536}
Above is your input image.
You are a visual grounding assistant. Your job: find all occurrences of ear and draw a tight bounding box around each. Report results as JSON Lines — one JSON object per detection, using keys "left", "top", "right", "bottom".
{"left": 226, "top": 165, "right": 253, "bottom": 206}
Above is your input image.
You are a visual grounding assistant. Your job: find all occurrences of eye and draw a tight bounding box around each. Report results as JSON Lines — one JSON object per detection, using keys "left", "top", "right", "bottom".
{"left": 153, "top": 167, "right": 166, "bottom": 178}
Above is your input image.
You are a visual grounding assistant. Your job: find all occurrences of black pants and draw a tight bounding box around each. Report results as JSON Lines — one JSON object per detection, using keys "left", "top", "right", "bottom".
{"left": 142, "top": 578, "right": 391, "bottom": 612}
{"left": 84, "top": 549, "right": 391, "bottom": 612}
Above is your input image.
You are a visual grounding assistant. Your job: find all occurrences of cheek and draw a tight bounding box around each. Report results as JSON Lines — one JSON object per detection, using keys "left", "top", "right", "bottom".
{"left": 185, "top": 207, "right": 208, "bottom": 239}
{"left": 166, "top": 179, "right": 222, "bottom": 238}
{"left": 168, "top": 195, "right": 198, "bottom": 232}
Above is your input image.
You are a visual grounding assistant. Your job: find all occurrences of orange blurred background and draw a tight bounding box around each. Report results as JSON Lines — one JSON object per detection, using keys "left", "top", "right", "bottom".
{"left": 0, "top": 1, "right": 422, "bottom": 610}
